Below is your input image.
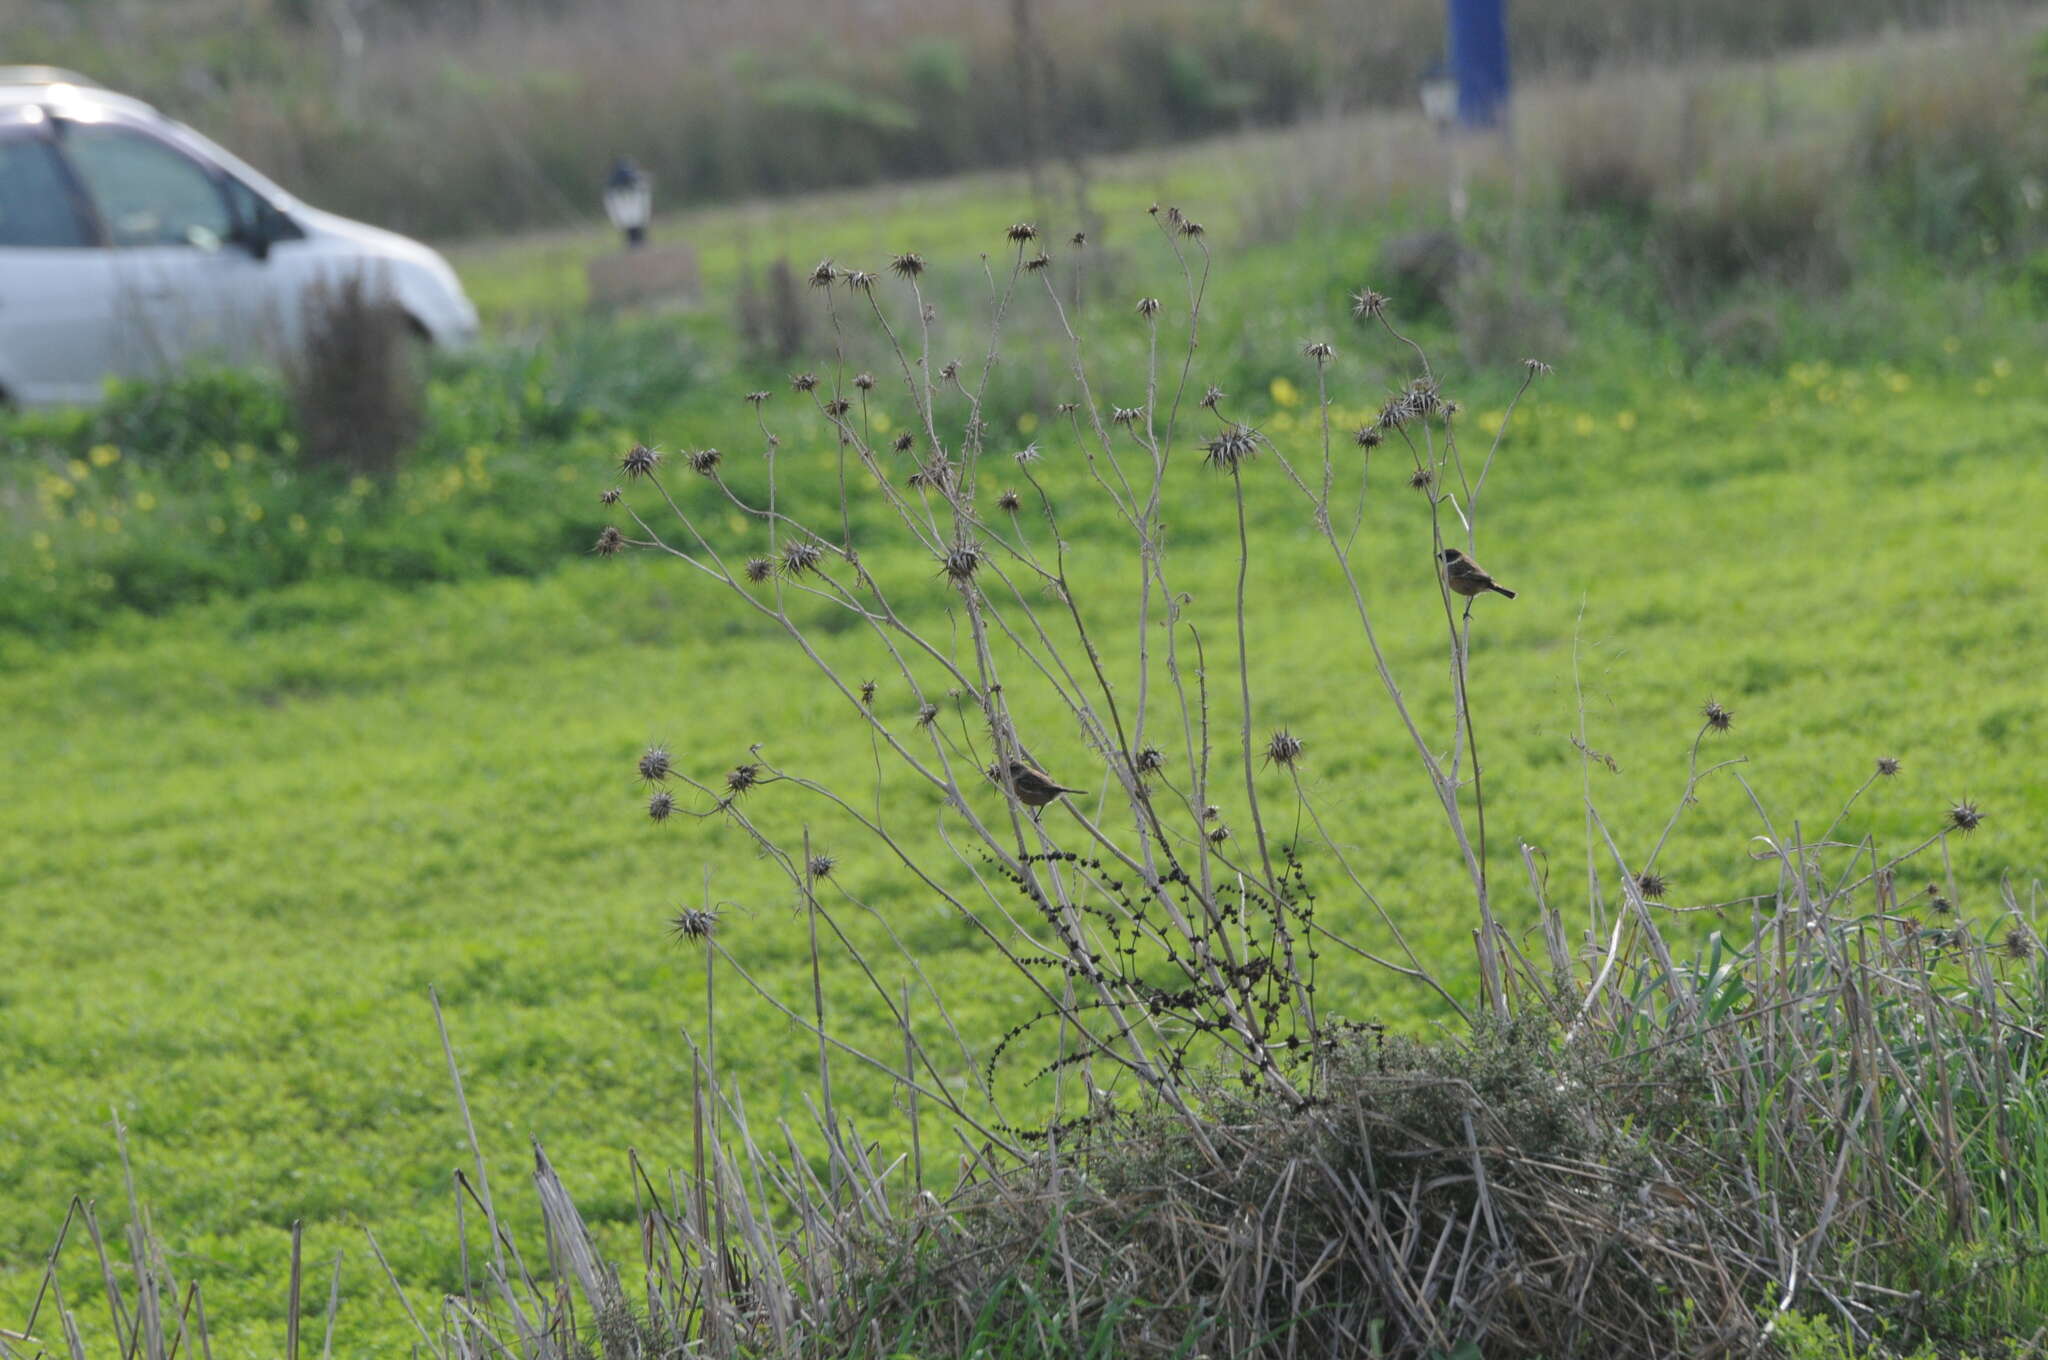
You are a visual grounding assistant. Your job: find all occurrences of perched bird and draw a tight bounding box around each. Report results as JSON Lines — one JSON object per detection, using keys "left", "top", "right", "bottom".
{"left": 1439, "top": 547, "right": 1517, "bottom": 599}
{"left": 988, "top": 760, "right": 1085, "bottom": 809}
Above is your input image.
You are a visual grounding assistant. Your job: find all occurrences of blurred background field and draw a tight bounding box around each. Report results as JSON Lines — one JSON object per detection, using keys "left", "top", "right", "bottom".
{"left": 4, "top": 4, "right": 2048, "bottom": 1355}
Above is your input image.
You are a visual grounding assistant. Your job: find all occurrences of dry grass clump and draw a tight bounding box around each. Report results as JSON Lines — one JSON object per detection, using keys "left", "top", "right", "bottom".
{"left": 286, "top": 274, "right": 423, "bottom": 482}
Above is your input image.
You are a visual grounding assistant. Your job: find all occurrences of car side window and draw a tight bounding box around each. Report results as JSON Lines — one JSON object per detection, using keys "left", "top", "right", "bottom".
{"left": 0, "top": 129, "right": 93, "bottom": 248}
{"left": 221, "top": 173, "right": 302, "bottom": 244}
{"left": 61, "top": 122, "right": 230, "bottom": 249}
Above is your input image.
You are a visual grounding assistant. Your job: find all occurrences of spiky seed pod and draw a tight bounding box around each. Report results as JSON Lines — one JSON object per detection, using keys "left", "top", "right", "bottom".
{"left": 1441, "top": 401, "right": 1460, "bottom": 420}
{"left": 781, "top": 540, "right": 824, "bottom": 575}
{"left": 940, "top": 541, "right": 982, "bottom": 582}
{"left": 858, "top": 679, "right": 877, "bottom": 707}
{"left": 1351, "top": 287, "right": 1389, "bottom": 319}
{"left": 1377, "top": 395, "right": 1414, "bottom": 430}
{"left": 922, "top": 303, "right": 937, "bottom": 324}
{"left": 823, "top": 397, "right": 853, "bottom": 417}
{"left": 1134, "top": 747, "right": 1165, "bottom": 774}
{"left": 1005, "top": 222, "right": 1038, "bottom": 243}
{"left": 620, "top": 444, "right": 660, "bottom": 478}
{"left": 1947, "top": 800, "right": 1985, "bottom": 833}
{"left": 1014, "top": 442, "right": 1042, "bottom": 464}
{"left": 939, "top": 360, "right": 961, "bottom": 382}
{"left": 853, "top": 372, "right": 876, "bottom": 391}
{"left": 889, "top": 251, "right": 925, "bottom": 279}
{"left": 1356, "top": 426, "right": 1383, "bottom": 449}
{"left": 725, "top": 763, "right": 761, "bottom": 797}
{"left": 1303, "top": 341, "right": 1336, "bottom": 362}
{"left": 1070, "top": 231, "right": 1087, "bottom": 247}
{"left": 599, "top": 487, "right": 623, "bottom": 505}
{"left": 1023, "top": 252, "right": 1052, "bottom": 273}
{"left": 2003, "top": 926, "right": 2035, "bottom": 961}
{"left": 1635, "top": 871, "right": 1669, "bottom": 899}
{"left": 1207, "top": 824, "right": 1230, "bottom": 844}
{"left": 743, "top": 557, "right": 774, "bottom": 584}
{"left": 842, "top": 269, "right": 876, "bottom": 292}
{"left": 668, "top": 907, "right": 718, "bottom": 942}
{"left": 1701, "top": 700, "right": 1734, "bottom": 733}
{"left": 1177, "top": 219, "right": 1205, "bottom": 238}
{"left": 808, "top": 259, "right": 838, "bottom": 287}
{"left": 1408, "top": 466, "right": 1435, "bottom": 492}
{"left": 893, "top": 432, "right": 915, "bottom": 452}
{"left": 637, "top": 745, "right": 673, "bottom": 783}
{"left": 1263, "top": 729, "right": 1305, "bottom": 768}
{"left": 647, "top": 789, "right": 676, "bottom": 822}
{"left": 1201, "top": 386, "right": 1224, "bottom": 410}
{"left": 996, "top": 489, "right": 1022, "bottom": 513}
{"left": 1136, "top": 297, "right": 1162, "bottom": 318}
{"left": 1055, "top": 402, "right": 1078, "bottom": 415}
{"left": 688, "top": 448, "right": 722, "bottom": 475}
{"left": 1406, "top": 379, "right": 1443, "bottom": 416}
{"left": 1202, "top": 805, "right": 1221, "bottom": 821}
{"left": 745, "top": 390, "right": 771, "bottom": 406}
{"left": 1524, "top": 358, "right": 1553, "bottom": 376}
{"left": 1111, "top": 406, "right": 1145, "bottom": 426}
{"left": 1927, "top": 882, "right": 1954, "bottom": 914}
{"left": 1204, "top": 424, "right": 1259, "bottom": 472}
{"left": 915, "top": 702, "right": 939, "bottom": 728}
{"left": 808, "top": 853, "right": 837, "bottom": 879}
{"left": 790, "top": 372, "right": 818, "bottom": 393}
{"left": 594, "top": 526, "right": 625, "bottom": 557}
{"left": 1877, "top": 756, "right": 1902, "bottom": 777}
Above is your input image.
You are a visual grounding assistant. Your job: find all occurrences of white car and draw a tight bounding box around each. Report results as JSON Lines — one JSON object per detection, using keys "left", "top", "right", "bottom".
{"left": 0, "top": 68, "right": 478, "bottom": 407}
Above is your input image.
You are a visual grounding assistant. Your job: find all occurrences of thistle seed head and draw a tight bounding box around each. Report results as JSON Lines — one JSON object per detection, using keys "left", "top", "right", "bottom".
{"left": 940, "top": 541, "right": 982, "bottom": 582}
{"left": 893, "top": 432, "right": 916, "bottom": 452}
{"left": 620, "top": 444, "right": 661, "bottom": 478}
{"left": 889, "top": 251, "right": 925, "bottom": 279}
{"left": 1263, "top": 729, "right": 1305, "bottom": 768}
{"left": 808, "top": 853, "right": 837, "bottom": 879}
{"left": 1023, "top": 252, "right": 1052, "bottom": 273}
{"left": 1701, "top": 699, "right": 1734, "bottom": 733}
{"left": 743, "top": 557, "right": 774, "bottom": 584}
{"left": 1351, "top": 287, "right": 1389, "bottom": 320}
{"left": 599, "top": 487, "right": 622, "bottom": 505}
{"left": 1356, "top": 426, "right": 1383, "bottom": 449}
{"left": 858, "top": 679, "right": 877, "bottom": 707}
{"left": 808, "top": 259, "right": 838, "bottom": 287}
{"left": 915, "top": 702, "right": 939, "bottom": 728}
{"left": 790, "top": 372, "right": 819, "bottom": 393}
{"left": 1111, "top": 406, "right": 1145, "bottom": 426}
{"left": 1523, "top": 358, "right": 1553, "bottom": 376}
{"left": 1876, "top": 756, "right": 1901, "bottom": 777}
{"left": 647, "top": 789, "right": 676, "bottom": 822}
{"left": 996, "top": 489, "right": 1022, "bottom": 513}
{"left": 668, "top": 907, "right": 718, "bottom": 942}
{"left": 688, "top": 448, "right": 722, "bottom": 475}
{"left": 939, "top": 360, "right": 962, "bottom": 382}
{"left": 1207, "top": 824, "right": 1230, "bottom": 844}
{"left": 1069, "top": 231, "right": 1086, "bottom": 247}
{"left": 637, "top": 744, "right": 673, "bottom": 783}
{"left": 907, "top": 459, "right": 954, "bottom": 491}
{"left": 1005, "top": 222, "right": 1039, "bottom": 244}
{"left": 594, "top": 526, "right": 625, "bottom": 557}
{"left": 1136, "top": 297, "right": 1162, "bottom": 318}
{"left": 1201, "top": 385, "right": 1224, "bottom": 410}
{"left": 823, "top": 396, "right": 853, "bottom": 417}
{"left": 781, "top": 540, "right": 824, "bottom": 575}
{"left": 1635, "top": 871, "right": 1669, "bottom": 900}
{"left": 2003, "top": 926, "right": 2035, "bottom": 961}
{"left": 1408, "top": 466, "right": 1435, "bottom": 492}
{"left": 853, "top": 372, "right": 875, "bottom": 391}
{"left": 1014, "top": 442, "right": 1042, "bottom": 464}
{"left": 842, "top": 269, "right": 876, "bottom": 292}
{"left": 1927, "top": 882, "right": 1954, "bottom": 914}
{"left": 1177, "top": 219, "right": 1205, "bottom": 238}
{"left": 745, "top": 390, "right": 771, "bottom": 406}
{"left": 725, "top": 763, "right": 761, "bottom": 797}
{"left": 1947, "top": 799, "right": 1985, "bottom": 833}
{"left": 1204, "top": 423, "right": 1259, "bottom": 472}
{"left": 1055, "top": 402, "right": 1078, "bottom": 416}
{"left": 1303, "top": 341, "right": 1336, "bottom": 363}
{"left": 1134, "top": 746, "right": 1165, "bottom": 774}
{"left": 1405, "top": 379, "right": 1443, "bottom": 416}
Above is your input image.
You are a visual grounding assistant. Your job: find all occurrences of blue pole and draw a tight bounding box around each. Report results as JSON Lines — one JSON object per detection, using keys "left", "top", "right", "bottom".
{"left": 1447, "top": 0, "right": 1510, "bottom": 128}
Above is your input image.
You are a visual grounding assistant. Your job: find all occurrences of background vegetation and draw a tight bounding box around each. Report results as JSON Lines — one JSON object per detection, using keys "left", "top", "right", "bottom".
{"left": 2, "top": 10, "right": 2047, "bottom": 1358}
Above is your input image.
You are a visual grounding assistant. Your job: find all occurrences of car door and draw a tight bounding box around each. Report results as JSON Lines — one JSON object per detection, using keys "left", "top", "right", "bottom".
{"left": 53, "top": 116, "right": 272, "bottom": 379}
{"left": 0, "top": 118, "right": 120, "bottom": 406}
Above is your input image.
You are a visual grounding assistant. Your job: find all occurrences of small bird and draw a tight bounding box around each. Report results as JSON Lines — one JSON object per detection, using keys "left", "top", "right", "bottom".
{"left": 1440, "top": 547, "right": 1517, "bottom": 599}
{"left": 988, "top": 760, "right": 1085, "bottom": 809}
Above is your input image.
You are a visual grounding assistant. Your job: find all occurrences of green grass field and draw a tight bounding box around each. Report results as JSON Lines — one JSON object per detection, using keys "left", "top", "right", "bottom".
{"left": 7, "top": 39, "right": 2048, "bottom": 1351}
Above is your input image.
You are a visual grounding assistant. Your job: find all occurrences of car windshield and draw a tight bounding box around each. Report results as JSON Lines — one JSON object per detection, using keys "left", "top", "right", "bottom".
{"left": 61, "top": 121, "right": 230, "bottom": 248}
{"left": 0, "top": 131, "right": 91, "bottom": 247}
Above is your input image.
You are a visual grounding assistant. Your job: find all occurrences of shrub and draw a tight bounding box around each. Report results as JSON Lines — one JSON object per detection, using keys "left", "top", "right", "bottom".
{"left": 287, "top": 274, "right": 424, "bottom": 482}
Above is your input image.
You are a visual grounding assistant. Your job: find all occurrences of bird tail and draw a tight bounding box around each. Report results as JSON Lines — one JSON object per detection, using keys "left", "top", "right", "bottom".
{"left": 1490, "top": 583, "right": 1518, "bottom": 599}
